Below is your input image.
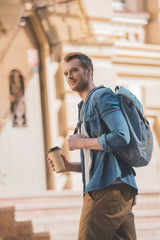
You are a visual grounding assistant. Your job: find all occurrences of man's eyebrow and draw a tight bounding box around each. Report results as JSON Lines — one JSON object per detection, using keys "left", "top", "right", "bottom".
{"left": 64, "top": 67, "right": 78, "bottom": 74}
{"left": 69, "top": 67, "right": 77, "bottom": 70}
{"left": 71, "top": 67, "right": 78, "bottom": 71}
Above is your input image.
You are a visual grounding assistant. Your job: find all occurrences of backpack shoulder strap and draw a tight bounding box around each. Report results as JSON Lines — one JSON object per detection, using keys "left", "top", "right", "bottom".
{"left": 74, "top": 86, "right": 105, "bottom": 134}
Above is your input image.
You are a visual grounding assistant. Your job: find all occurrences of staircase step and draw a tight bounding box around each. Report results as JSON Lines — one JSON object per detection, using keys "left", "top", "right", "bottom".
{"left": 134, "top": 193, "right": 160, "bottom": 211}
{"left": 136, "top": 222, "right": 160, "bottom": 229}
{"left": 0, "top": 207, "right": 16, "bottom": 237}
{"left": 0, "top": 190, "right": 82, "bottom": 205}
{"left": 33, "top": 232, "right": 50, "bottom": 240}
{"left": 136, "top": 228, "right": 160, "bottom": 239}
{"left": 15, "top": 207, "right": 81, "bottom": 220}
{"left": 138, "top": 237, "right": 160, "bottom": 240}
{"left": 33, "top": 221, "right": 79, "bottom": 237}
{"left": 15, "top": 220, "right": 33, "bottom": 235}
{"left": 134, "top": 209, "right": 160, "bottom": 217}
{"left": 14, "top": 201, "right": 82, "bottom": 222}
{"left": 49, "top": 228, "right": 78, "bottom": 240}
{"left": 15, "top": 201, "right": 82, "bottom": 211}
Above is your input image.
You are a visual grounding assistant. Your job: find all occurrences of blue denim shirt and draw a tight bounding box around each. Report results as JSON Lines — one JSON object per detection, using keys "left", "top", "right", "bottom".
{"left": 78, "top": 86, "right": 138, "bottom": 194}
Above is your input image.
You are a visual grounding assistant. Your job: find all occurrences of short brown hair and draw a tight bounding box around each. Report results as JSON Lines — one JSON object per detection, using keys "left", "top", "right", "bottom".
{"left": 63, "top": 52, "right": 94, "bottom": 74}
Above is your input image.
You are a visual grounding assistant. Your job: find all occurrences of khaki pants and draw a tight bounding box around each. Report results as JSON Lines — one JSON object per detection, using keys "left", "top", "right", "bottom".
{"left": 78, "top": 184, "right": 137, "bottom": 240}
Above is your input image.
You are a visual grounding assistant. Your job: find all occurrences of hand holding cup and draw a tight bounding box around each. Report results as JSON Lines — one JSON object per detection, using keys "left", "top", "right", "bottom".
{"left": 47, "top": 147, "right": 66, "bottom": 173}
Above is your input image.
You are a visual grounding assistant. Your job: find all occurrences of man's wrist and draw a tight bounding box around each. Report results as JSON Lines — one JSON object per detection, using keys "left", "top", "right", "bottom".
{"left": 79, "top": 138, "right": 85, "bottom": 149}
{"left": 68, "top": 162, "right": 82, "bottom": 172}
{"left": 79, "top": 137, "right": 103, "bottom": 150}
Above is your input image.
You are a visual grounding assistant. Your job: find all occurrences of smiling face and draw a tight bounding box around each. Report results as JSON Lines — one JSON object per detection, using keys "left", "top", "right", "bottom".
{"left": 63, "top": 58, "right": 92, "bottom": 93}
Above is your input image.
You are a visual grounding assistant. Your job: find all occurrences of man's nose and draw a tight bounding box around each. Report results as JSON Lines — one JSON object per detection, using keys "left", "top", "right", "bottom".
{"left": 68, "top": 72, "right": 73, "bottom": 79}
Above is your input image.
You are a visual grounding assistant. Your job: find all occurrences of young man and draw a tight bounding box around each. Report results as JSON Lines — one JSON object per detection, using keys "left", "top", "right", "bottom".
{"left": 48, "top": 52, "right": 137, "bottom": 240}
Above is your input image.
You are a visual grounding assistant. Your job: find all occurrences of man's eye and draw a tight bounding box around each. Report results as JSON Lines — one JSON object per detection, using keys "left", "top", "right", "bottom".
{"left": 64, "top": 73, "right": 68, "bottom": 76}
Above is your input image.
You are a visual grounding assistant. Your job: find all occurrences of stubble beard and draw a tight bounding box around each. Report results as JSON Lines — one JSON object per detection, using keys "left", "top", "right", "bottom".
{"left": 70, "top": 80, "right": 89, "bottom": 93}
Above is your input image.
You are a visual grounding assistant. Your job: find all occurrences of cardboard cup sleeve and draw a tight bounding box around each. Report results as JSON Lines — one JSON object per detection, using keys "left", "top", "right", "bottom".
{"left": 48, "top": 146, "right": 66, "bottom": 173}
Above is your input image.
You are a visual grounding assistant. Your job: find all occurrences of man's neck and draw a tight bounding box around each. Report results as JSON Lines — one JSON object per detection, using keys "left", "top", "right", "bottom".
{"left": 79, "top": 83, "right": 96, "bottom": 101}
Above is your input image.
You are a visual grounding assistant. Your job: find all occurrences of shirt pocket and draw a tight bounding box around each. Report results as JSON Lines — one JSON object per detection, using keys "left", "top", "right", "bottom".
{"left": 84, "top": 113, "right": 103, "bottom": 138}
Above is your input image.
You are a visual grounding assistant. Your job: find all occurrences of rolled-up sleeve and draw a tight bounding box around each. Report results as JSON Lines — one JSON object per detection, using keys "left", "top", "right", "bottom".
{"left": 97, "top": 90, "right": 130, "bottom": 152}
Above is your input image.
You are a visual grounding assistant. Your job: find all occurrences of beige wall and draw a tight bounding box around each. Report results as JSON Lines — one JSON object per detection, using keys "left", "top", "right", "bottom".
{"left": 0, "top": 26, "right": 46, "bottom": 193}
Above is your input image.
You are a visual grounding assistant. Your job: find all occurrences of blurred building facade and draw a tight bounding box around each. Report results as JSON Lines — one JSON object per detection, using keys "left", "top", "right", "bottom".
{"left": 0, "top": 0, "right": 160, "bottom": 194}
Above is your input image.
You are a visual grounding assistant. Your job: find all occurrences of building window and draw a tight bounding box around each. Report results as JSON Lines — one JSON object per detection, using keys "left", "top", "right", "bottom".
{"left": 112, "top": 0, "right": 128, "bottom": 11}
{"left": 9, "top": 69, "right": 27, "bottom": 127}
{"left": 112, "top": 0, "right": 138, "bottom": 12}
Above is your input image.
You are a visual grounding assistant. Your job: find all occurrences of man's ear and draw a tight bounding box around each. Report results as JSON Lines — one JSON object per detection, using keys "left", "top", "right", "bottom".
{"left": 87, "top": 66, "right": 93, "bottom": 78}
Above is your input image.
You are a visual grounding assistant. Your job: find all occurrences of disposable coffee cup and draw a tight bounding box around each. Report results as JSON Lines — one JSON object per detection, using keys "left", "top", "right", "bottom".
{"left": 48, "top": 146, "right": 66, "bottom": 173}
